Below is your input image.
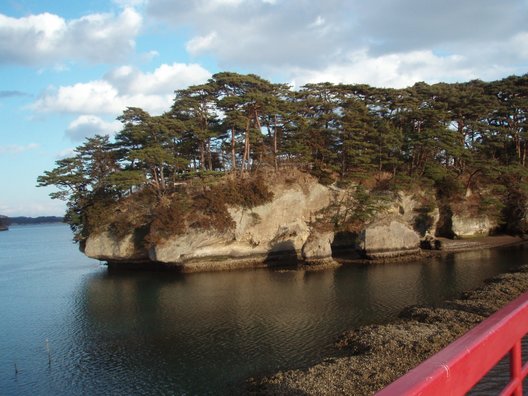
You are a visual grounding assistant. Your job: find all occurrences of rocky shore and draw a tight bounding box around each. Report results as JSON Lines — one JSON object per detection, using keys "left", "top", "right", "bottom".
{"left": 249, "top": 256, "right": 528, "bottom": 395}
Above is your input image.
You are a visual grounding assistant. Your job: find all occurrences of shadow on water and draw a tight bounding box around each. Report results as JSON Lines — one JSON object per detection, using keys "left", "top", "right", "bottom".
{"left": 264, "top": 239, "right": 299, "bottom": 267}
{"left": 72, "top": 244, "right": 528, "bottom": 395}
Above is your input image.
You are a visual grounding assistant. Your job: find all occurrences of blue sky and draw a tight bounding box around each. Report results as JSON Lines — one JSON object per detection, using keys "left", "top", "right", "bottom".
{"left": 1, "top": 0, "right": 527, "bottom": 216}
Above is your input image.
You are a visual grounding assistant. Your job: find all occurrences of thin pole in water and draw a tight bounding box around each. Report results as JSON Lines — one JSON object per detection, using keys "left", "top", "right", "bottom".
{"left": 45, "top": 339, "right": 51, "bottom": 366}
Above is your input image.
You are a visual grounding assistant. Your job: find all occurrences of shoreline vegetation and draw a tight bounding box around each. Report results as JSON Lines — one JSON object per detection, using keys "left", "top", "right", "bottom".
{"left": 249, "top": 241, "right": 528, "bottom": 395}
{"left": 0, "top": 216, "right": 65, "bottom": 230}
{"left": 37, "top": 73, "right": 528, "bottom": 266}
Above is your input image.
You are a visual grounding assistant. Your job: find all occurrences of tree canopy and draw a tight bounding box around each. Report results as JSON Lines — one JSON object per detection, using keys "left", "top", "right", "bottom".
{"left": 38, "top": 72, "right": 528, "bottom": 240}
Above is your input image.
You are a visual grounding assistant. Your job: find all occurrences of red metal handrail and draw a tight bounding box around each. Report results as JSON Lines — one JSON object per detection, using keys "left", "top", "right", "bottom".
{"left": 377, "top": 291, "right": 528, "bottom": 396}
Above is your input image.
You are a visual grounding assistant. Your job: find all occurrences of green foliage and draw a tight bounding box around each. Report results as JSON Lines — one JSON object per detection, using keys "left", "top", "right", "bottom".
{"left": 37, "top": 72, "right": 528, "bottom": 240}
{"left": 430, "top": 172, "right": 464, "bottom": 200}
{"left": 498, "top": 166, "right": 528, "bottom": 234}
{"left": 330, "top": 185, "right": 390, "bottom": 232}
{"left": 108, "top": 189, "right": 157, "bottom": 240}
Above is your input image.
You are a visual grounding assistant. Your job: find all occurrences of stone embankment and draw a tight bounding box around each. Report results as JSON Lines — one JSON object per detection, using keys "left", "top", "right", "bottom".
{"left": 249, "top": 263, "right": 528, "bottom": 395}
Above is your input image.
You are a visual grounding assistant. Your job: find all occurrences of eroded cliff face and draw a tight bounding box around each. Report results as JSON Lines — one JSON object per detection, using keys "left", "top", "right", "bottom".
{"left": 84, "top": 172, "right": 339, "bottom": 270}
{"left": 451, "top": 214, "right": 497, "bottom": 237}
{"left": 360, "top": 220, "right": 421, "bottom": 259}
{"left": 83, "top": 231, "right": 148, "bottom": 262}
{"left": 149, "top": 174, "right": 334, "bottom": 269}
{"left": 81, "top": 172, "right": 504, "bottom": 271}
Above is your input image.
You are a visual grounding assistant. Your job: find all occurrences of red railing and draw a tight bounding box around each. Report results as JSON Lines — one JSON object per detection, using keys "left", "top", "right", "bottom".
{"left": 377, "top": 291, "right": 528, "bottom": 396}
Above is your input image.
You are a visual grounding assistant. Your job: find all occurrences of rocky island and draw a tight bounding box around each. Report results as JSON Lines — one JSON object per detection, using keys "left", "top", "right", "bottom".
{"left": 37, "top": 73, "right": 528, "bottom": 270}
{"left": 79, "top": 168, "right": 512, "bottom": 272}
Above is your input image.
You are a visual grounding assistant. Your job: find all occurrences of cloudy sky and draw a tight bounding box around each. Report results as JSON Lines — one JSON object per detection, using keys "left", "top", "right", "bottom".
{"left": 1, "top": 0, "right": 527, "bottom": 216}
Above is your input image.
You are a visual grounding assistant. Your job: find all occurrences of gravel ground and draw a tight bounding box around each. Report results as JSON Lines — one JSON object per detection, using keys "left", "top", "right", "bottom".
{"left": 437, "top": 235, "right": 525, "bottom": 252}
{"left": 248, "top": 263, "right": 528, "bottom": 395}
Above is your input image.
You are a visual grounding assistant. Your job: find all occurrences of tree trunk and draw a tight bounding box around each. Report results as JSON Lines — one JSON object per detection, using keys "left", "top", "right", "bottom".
{"left": 200, "top": 140, "right": 205, "bottom": 171}
{"left": 465, "top": 169, "right": 481, "bottom": 196}
{"left": 231, "top": 127, "right": 236, "bottom": 174}
{"left": 207, "top": 139, "right": 213, "bottom": 170}
{"left": 151, "top": 166, "right": 161, "bottom": 193}
{"left": 273, "top": 115, "right": 278, "bottom": 170}
{"left": 159, "top": 166, "right": 166, "bottom": 190}
{"left": 241, "top": 119, "right": 251, "bottom": 174}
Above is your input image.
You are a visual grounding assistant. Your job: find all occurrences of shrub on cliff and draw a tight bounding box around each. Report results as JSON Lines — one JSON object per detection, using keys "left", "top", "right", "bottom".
{"left": 220, "top": 176, "right": 274, "bottom": 209}
{"left": 144, "top": 174, "right": 273, "bottom": 245}
{"left": 146, "top": 194, "right": 189, "bottom": 245}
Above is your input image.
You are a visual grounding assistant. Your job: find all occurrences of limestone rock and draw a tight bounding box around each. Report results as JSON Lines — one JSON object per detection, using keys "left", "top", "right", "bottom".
{"left": 420, "top": 233, "right": 442, "bottom": 250}
{"left": 148, "top": 174, "right": 333, "bottom": 269}
{"left": 82, "top": 174, "right": 440, "bottom": 270}
{"left": 302, "top": 230, "right": 334, "bottom": 261}
{"left": 378, "top": 192, "right": 439, "bottom": 237}
{"left": 360, "top": 221, "right": 420, "bottom": 259}
{"left": 452, "top": 215, "right": 496, "bottom": 237}
{"left": 83, "top": 231, "right": 148, "bottom": 262}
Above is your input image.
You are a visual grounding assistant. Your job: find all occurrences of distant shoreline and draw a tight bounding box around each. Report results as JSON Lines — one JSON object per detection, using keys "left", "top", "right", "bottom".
{"left": 5, "top": 216, "right": 64, "bottom": 226}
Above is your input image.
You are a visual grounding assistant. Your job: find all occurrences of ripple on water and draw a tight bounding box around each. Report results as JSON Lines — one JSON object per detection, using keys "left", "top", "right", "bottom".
{"left": 2, "top": 225, "right": 528, "bottom": 395}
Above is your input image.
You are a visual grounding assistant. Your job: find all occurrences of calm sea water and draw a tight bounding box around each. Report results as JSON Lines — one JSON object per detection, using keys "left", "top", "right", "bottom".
{"left": 1, "top": 224, "right": 527, "bottom": 395}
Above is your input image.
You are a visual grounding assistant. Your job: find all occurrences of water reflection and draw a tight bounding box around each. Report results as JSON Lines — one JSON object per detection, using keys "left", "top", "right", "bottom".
{"left": 71, "top": 245, "right": 527, "bottom": 395}
{"left": 2, "top": 224, "right": 528, "bottom": 395}
{"left": 75, "top": 269, "right": 346, "bottom": 394}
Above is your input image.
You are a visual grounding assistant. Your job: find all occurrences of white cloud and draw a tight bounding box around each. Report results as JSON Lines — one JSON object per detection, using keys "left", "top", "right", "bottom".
{"left": 186, "top": 32, "right": 218, "bottom": 56}
{"left": 0, "top": 143, "right": 39, "bottom": 154}
{"left": 0, "top": 8, "right": 142, "bottom": 65}
{"left": 106, "top": 63, "right": 211, "bottom": 95}
{"left": 205, "top": 0, "right": 246, "bottom": 9}
{"left": 113, "top": 0, "right": 147, "bottom": 7}
{"left": 34, "top": 80, "right": 122, "bottom": 114}
{"left": 288, "top": 50, "right": 477, "bottom": 88}
{"left": 32, "top": 63, "right": 211, "bottom": 115}
{"left": 309, "top": 16, "right": 325, "bottom": 29}
{"left": 66, "top": 115, "right": 122, "bottom": 141}
{"left": 147, "top": 0, "right": 528, "bottom": 87}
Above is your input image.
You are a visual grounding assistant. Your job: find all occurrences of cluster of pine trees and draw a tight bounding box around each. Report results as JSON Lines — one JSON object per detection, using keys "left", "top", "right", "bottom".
{"left": 38, "top": 72, "right": 528, "bottom": 239}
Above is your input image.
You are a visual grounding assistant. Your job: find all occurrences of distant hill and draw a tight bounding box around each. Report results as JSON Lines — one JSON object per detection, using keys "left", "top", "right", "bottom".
{"left": 7, "top": 216, "right": 64, "bottom": 225}
{"left": 0, "top": 215, "right": 8, "bottom": 231}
